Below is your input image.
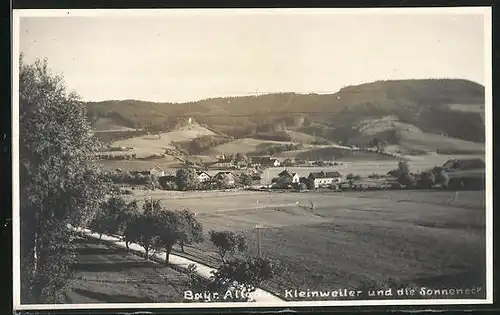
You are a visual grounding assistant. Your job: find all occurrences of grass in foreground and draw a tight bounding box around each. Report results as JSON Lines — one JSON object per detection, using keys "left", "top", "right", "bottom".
{"left": 171, "top": 190, "right": 486, "bottom": 300}
{"left": 64, "top": 237, "right": 191, "bottom": 303}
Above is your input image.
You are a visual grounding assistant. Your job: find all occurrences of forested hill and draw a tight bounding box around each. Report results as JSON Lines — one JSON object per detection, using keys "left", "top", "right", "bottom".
{"left": 86, "top": 79, "right": 485, "bottom": 143}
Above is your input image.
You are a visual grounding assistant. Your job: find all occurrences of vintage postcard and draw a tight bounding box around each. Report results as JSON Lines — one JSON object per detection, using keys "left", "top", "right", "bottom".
{"left": 12, "top": 7, "right": 492, "bottom": 311}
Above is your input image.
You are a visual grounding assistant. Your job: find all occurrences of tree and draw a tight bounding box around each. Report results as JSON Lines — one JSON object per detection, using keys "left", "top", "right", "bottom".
{"left": 432, "top": 166, "right": 449, "bottom": 188}
{"left": 175, "top": 209, "right": 204, "bottom": 252}
{"left": 88, "top": 204, "right": 109, "bottom": 240}
{"left": 176, "top": 168, "right": 199, "bottom": 191}
{"left": 19, "top": 56, "right": 109, "bottom": 303}
{"left": 123, "top": 212, "right": 158, "bottom": 260}
{"left": 153, "top": 209, "right": 181, "bottom": 264}
{"left": 214, "top": 175, "right": 232, "bottom": 189}
{"left": 238, "top": 174, "right": 253, "bottom": 187}
{"left": 120, "top": 200, "right": 140, "bottom": 249}
{"left": 210, "top": 256, "right": 277, "bottom": 301}
{"left": 209, "top": 231, "right": 247, "bottom": 262}
{"left": 398, "top": 161, "right": 410, "bottom": 175}
{"left": 417, "top": 171, "right": 435, "bottom": 189}
{"left": 102, "top": 196, "right": 128, "bottom": 236}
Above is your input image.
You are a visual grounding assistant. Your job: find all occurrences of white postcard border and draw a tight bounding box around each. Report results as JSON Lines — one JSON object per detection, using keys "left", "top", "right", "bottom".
{"left": 12, "top": 7, "right": 494, "bottom": 310}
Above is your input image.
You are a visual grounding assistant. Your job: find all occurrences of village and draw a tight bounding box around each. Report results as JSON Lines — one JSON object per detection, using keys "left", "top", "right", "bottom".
{"left": 109, "top": 151, "right": 370, "bottom": 193}
{"left": 16, "top": 9, "right": 489, "bottom": 307}
{"left": 109, "top": 150, "right": 486, "bottom": 195}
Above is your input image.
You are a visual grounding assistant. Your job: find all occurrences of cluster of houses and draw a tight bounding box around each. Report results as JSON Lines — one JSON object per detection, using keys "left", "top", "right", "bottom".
{"left": 158, "top": 170, "right": 262, "bottom": 188}
{"left": 271, "top": 169, "right": 344, "bottom": 189}
{"left": 124, "top": 165, "right": 346, "bottom": 190}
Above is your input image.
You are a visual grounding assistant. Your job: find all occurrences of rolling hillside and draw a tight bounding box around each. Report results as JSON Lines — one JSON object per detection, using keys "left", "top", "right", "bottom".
{"left": 87, "top": 79, "right": 485, "bottom": 158}
{"left": 111, "top": 122, "right": 217, "bottom": 158}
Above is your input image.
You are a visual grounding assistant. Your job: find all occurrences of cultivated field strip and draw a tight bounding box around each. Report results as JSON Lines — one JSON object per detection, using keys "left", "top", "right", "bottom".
{"left": 132, "top": 189, "right": 487, "bottom": 300}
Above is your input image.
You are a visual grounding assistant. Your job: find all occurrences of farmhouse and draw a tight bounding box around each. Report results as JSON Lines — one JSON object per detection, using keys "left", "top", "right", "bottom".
{"left": 213, "top": 171, "right": 236, "bottom": 185}
{"left": 278, "top": 169, "right": 300, "bottom": 183}
{"left": 308, "top": 171, "right": 343, "bottom": 188}
{"left": 197, "top": 171, "right": 212, "bottom": 183}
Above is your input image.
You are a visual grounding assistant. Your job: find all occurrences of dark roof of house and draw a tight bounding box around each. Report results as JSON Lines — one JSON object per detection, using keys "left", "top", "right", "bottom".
{"left": 159, "top": 175, "right": 176, "bottom": 181}
{"left": 215, "top": 171, "right": 235, "bottom": 177}
{"left": 278, "top": 170, "right": 292, "bottom": 177}
{"left": 308, "top": 171, "right": 342, "bottom": 179}
{"left": 197, "top": 171, "right": 211, "bottom": 176}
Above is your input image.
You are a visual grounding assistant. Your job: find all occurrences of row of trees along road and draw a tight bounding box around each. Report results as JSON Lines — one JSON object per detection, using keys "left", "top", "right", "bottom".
{"left": 19, "top": 56, "right": 111, "bottom": 302}
{"left": 89, "top": 197, "right": 278, "bottom": 301}
{"left": 89, "top": 197, "right": 204, "bottom": 263}
{"left": 19, "top": 56, "right": 277, "bottom": 303}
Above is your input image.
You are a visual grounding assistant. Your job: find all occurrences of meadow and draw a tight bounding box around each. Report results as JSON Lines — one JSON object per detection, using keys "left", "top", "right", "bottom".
{"left": 124, "top": 189, "right": 487, "bottom": 301}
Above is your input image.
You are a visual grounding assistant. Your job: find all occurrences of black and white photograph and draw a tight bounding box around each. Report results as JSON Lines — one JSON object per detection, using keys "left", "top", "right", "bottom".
{"left": 12, "top": 7, "right": 492, "bottom": 310}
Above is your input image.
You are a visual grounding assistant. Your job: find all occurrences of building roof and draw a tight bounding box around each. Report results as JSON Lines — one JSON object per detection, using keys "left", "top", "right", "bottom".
{"left": 214, "top": 171, "right": 235, "bottom": 177}
{"left": 278, "top": 170, "right": 292, "bottom": 177}
{"left": 309, "top": 171, "right": 342, "bottom": 179}
{"left": 196, "top": 171, "right": 211, "bottom": 177}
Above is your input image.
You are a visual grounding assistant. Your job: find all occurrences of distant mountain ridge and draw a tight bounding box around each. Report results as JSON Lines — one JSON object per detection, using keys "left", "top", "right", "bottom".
{"left": 86, "top": 79, "right": 485, "bottom": 145}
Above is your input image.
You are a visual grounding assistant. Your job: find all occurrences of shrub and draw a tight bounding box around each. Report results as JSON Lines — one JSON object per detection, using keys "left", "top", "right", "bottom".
{"left": 209, "top": 256, "right": 277, "bottom": 301}
{"left": 431, "top": 166, "right": 449, "bottom": 187}
{"left": 162, "top": 181, "right": 178, "bottom": 191}
{"left": 417, "top": 171, "right": 435, "bottom": 189}
{"left": 398, "top": 173, "right": 416, "bottom": 188}
{"left": 176, "top": 168, "right": 200, "bottom": 191}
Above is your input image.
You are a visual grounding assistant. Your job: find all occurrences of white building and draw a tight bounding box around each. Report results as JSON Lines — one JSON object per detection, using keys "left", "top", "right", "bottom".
{"left": 308, "top": 171, "right": 343, "bottom": 188}
{"left": 197, "top": 171, "right": 212, "bottom": 183}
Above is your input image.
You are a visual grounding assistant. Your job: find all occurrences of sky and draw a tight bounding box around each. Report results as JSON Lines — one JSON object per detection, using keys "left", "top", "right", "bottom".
{"left": 17, "top": 9, "right": 488, "bottom": 103}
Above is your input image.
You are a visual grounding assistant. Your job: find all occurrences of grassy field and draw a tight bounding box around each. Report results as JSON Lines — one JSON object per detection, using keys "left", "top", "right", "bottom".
{"left": 354, "top": 115, "right": 485, "bottom": 155}
{"left": 98, "top": 157, "right": 185, "bottom": 171}
{"left": 202, "top": 138, "right": 294, "bottom": 156}
{"left": 112, "top": 123, "right": 216, "bottom": 158}
{"left": 260, "top": 154, "right": 484, "bottom": 184}
{"left": 122, "top": 188, "right": 486, "bottom": 301}
{"left": 64, "top": 236, "right": 191, "bottom": 303}
{"left": 390, "top": 129, "right": 484, "bottom": 155}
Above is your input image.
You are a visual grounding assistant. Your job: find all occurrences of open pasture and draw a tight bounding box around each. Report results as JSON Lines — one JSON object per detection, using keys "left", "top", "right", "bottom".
{"left": 112, "top": 123, "right": 216, "bottom": 158}
{"left": 262, "top": 154, "right": 485, "bottom": 184}
{"left": 135, "top": 189, "right": 486, "bottom": 300}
